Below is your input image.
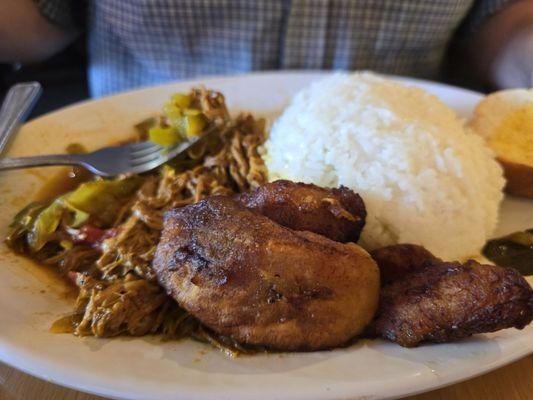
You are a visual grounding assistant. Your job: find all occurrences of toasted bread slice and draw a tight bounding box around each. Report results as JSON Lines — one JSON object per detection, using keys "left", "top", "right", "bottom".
{"left": 470, "top": 89, "right": 533, "bottom": 198}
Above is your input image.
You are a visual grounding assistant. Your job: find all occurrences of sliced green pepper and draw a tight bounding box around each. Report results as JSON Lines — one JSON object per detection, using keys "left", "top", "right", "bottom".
{"left": 184, "top": 114, "right": 206, "bottom": 138}
{"left": 171, "top": 93, "right": 191, "bottom": 108}
{"left": 149, "top": 126, "right": 181, "bottom": 146}
{"left": 26, "top": 177, "right": 141, "bottom": 251}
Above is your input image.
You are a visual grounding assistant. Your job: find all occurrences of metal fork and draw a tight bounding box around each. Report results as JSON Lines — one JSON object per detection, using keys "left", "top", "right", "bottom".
{"left": 0, "top": 82, "right": 42, "bottom": 154}
{"left": 0, "top": 135, "right": 204, "bottom": 177}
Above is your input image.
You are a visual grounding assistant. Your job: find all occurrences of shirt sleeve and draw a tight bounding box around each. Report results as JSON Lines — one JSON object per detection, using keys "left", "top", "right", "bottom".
{"left": 32, "top": 0, "right": 85, "bottom": 30}
{"left": 458, "top": 0, "right": 515, "bottom": 35}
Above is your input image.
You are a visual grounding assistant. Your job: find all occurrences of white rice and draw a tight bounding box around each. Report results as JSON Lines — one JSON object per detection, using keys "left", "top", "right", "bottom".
{"left": 265, "top": 72, "right": 505, "bottom": 260}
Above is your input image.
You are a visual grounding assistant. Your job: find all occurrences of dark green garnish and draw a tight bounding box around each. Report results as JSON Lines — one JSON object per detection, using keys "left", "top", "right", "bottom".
{"left": 483, "top": 229, "right": 533, "bottom": 276}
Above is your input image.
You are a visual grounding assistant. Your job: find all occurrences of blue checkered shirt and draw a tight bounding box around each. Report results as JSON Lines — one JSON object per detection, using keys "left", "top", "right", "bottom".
{"left": 34, "top": 0, "right": 511, "bottom": 97}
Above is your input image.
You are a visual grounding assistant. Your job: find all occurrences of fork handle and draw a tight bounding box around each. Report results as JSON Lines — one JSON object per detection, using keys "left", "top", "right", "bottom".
{"left": 0, "top": 153, "right": 82, "bottom": 171}
{"left": 0, "top": 82, "right": 42, "bottom": 154}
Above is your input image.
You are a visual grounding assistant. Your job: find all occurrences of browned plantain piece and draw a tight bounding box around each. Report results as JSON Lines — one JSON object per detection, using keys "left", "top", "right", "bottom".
{"left": 370, "top": 244, "right": 441, "bottom": 285}
{"left": 153, "top": 196, "right": 379, "bottom": 351}
{"left": 236, "top": 180, "right": 366, "bottom": 243}
{"left": 370, "top": 259, "right": 533, "bottom": 347}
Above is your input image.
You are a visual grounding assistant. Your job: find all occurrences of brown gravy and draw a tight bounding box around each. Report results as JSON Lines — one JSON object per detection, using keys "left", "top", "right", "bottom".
{"left": 33, "top": 166, "right": 93, "bottom": 202}
{"left": 17, "top": 165, "right": 94, "bottom": 303}
{"left": 13, "top": 254, "right": 79, "bottom": 300}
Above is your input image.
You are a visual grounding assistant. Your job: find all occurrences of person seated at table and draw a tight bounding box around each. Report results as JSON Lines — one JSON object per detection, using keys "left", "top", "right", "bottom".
{"left": 1, "top": 0, "right": 532, "bottom": 97}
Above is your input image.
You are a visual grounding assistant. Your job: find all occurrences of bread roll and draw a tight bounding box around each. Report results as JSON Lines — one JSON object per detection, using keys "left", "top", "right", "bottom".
{"left": 470, "top": 89, "right": 533, "bottom": 198}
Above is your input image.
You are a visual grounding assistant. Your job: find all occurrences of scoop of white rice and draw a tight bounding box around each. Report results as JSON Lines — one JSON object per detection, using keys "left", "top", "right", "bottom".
{"left": 265, "top": 72, "right": 505, "bottom": 260}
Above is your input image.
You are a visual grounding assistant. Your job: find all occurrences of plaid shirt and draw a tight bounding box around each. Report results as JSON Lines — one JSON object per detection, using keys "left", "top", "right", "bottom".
{"left": 34, "top": 0, "right": 511, "bottom": 97}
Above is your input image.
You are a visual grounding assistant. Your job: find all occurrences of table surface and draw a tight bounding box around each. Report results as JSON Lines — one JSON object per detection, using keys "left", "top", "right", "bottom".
{"left": 0, "top": 355, "right": 531, "bottom": 400}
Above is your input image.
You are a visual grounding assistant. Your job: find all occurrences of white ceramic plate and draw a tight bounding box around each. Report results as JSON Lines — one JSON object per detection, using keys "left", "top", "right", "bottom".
{"left": 0, "top": 72, "right": 531, "bottom": 400}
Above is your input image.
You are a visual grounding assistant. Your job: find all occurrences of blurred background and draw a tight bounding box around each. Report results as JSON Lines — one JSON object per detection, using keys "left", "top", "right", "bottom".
{"left": 2, "top": 0, "right": 530, "bottom": 120}
{"left": 0, "top": 37, "right": 482, "bottom": 121}
{"left": 0, "top": 36, "right": 88, "bottom": 119}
